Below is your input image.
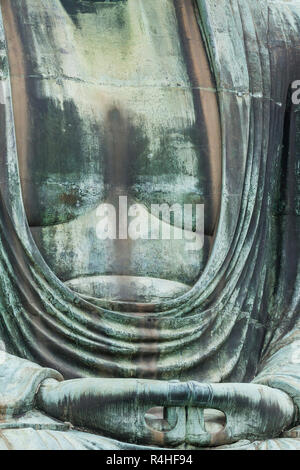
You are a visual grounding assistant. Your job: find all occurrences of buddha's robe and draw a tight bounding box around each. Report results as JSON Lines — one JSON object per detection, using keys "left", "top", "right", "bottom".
{"left": 0, "top": 0, "right": 299, "bottom": 450}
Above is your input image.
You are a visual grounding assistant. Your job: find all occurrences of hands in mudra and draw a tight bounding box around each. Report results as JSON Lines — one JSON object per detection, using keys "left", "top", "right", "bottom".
{"left": 36, "top": 378, "right": 295, "bottom": 447}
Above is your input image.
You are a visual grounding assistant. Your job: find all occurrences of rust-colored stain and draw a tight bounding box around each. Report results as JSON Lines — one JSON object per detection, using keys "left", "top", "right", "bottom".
{"left": 174, "top": 0, "right": 222, "bottom": 237}
{"left": 59, "top": 192, "right": 80, "bottom": 207}
{"left": 0, "top": 430, "right": 13, "bottom": 450}
{"left": 1, "top": 0, "right": 30, "bottom": 204}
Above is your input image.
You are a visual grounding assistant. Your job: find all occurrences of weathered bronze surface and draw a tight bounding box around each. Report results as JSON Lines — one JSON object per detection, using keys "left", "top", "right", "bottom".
{"left": 0, "top": 0, "right": 299, "bottom": 450}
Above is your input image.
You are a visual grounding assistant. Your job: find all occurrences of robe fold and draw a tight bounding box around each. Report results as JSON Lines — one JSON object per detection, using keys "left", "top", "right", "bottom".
{"left": 0, "top": 0, "right": 299, "bottom": 450}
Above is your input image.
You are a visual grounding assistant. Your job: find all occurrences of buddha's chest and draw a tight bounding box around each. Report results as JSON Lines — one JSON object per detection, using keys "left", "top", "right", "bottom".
{"left": 8, "top": 0, "right": 208, "bottom": 228}
{"left": 2, "top": 0, "right": 221, "bottom": 288}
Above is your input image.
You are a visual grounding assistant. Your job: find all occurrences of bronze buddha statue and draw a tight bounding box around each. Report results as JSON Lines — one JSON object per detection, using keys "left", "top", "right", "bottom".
{"left": 0, "top": 0, "right": 299, "bottom": 450}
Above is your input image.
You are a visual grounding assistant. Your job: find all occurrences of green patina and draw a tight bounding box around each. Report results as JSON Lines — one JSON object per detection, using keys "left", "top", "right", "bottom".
{"left": 0, "top": 0, "right": 299, "bottom": 451}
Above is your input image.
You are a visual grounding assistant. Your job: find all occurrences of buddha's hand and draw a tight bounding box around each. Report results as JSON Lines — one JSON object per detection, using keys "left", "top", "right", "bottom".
{"left": 183, "top": 382, "right": 296, "bottom": 447}
{"left": 36, "top": 379, "right": 296, "bottom": 447}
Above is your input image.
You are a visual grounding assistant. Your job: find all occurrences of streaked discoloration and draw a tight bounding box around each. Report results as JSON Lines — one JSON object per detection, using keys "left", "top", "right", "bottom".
{"left": 0, "top": 0, "right": 299, "bottom": 450}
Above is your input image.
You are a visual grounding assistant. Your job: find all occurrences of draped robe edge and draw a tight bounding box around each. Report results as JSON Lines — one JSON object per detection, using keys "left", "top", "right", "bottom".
{"left": 0, "top": 0, "right": 299, "bottom": 449}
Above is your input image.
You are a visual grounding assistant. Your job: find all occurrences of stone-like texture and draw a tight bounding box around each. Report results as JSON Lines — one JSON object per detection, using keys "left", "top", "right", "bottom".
{"left": 0, "top": 0, "right": 299, "bottom": 450}
{"left": 2, "top": 0, "right": 220, "bottom": 286}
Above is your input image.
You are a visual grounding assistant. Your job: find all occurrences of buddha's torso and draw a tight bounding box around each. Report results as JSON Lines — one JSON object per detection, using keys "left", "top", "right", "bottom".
{"left": 2, "top": 0, "right": 221, "bottom": 302}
